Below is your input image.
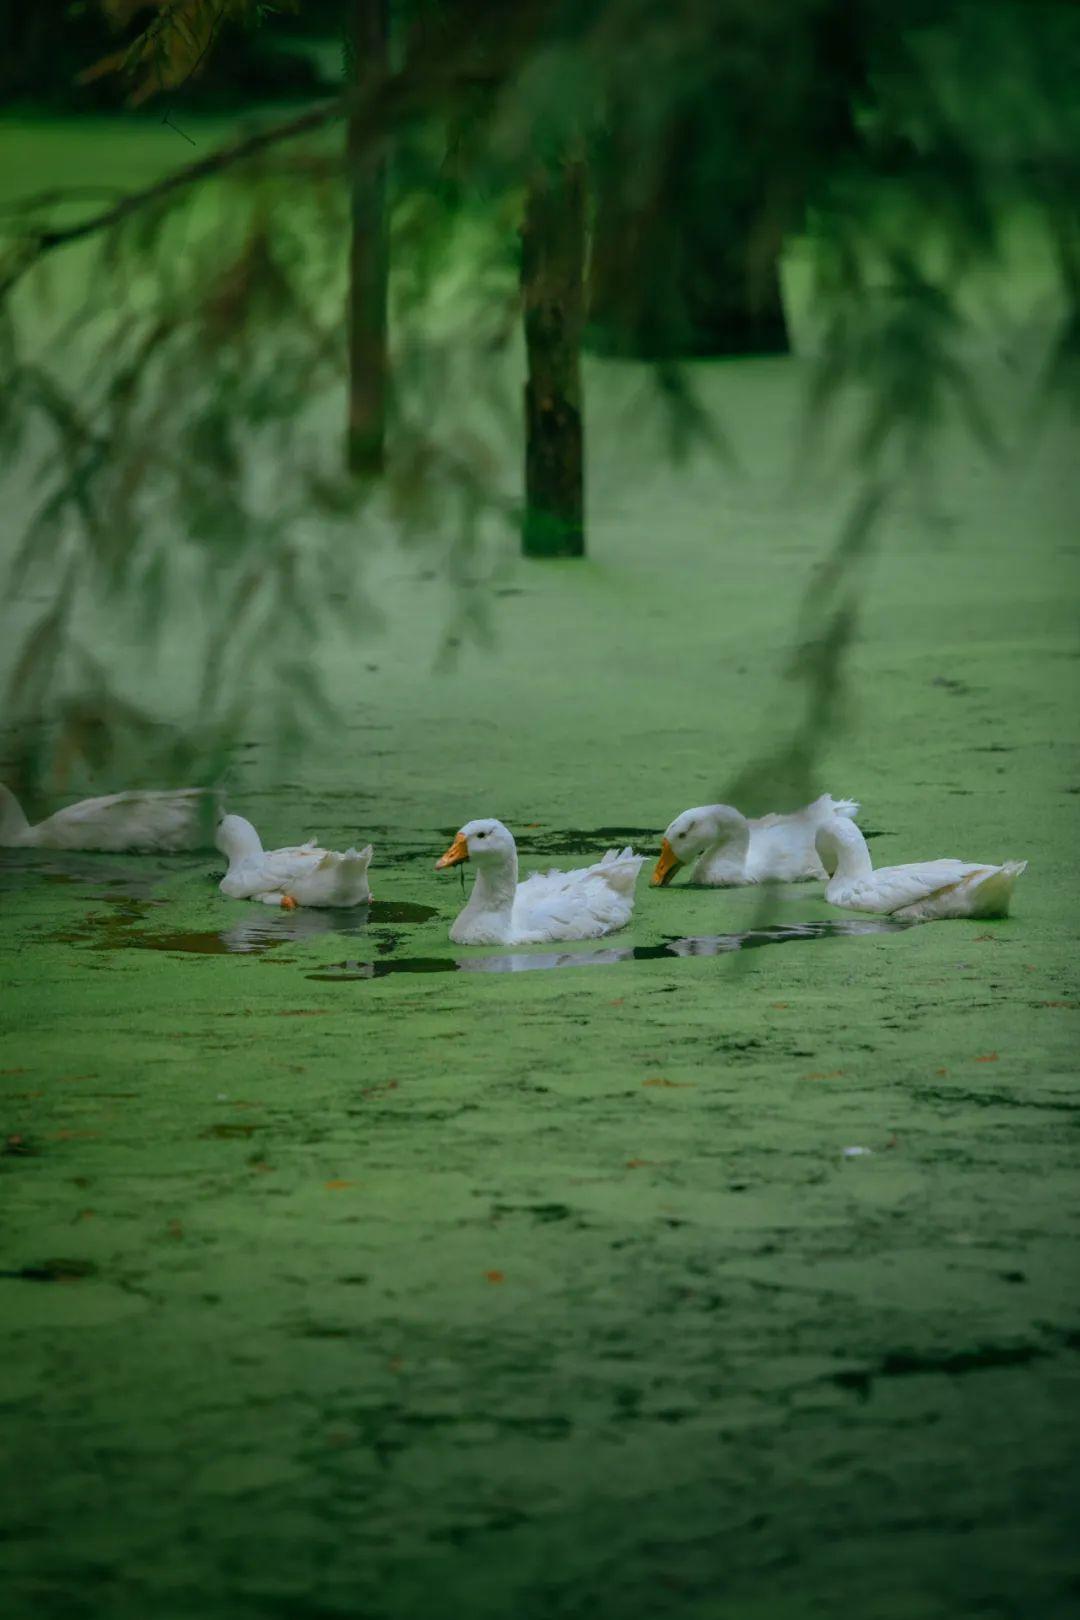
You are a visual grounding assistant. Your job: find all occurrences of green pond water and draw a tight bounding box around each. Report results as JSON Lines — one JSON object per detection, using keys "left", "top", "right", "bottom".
{"left": 2, "top": 115, "right": 1080, "bottom": 1620}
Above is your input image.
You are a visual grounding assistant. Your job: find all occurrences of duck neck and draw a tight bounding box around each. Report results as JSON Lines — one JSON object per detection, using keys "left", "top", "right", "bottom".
{"left": 464, "top": 850, "right": 519, "bottom": 918}
{"left": 830, "top": 823, "right": 874, "bottom": 885}
{"left": 695, "top": 816, "right": 750, "bottom": 881}
{"left": 0, "top": 785, "right": 31, "bottom": 844}
{"left": 226, "top": 820, "right": 264, "bottom": 866}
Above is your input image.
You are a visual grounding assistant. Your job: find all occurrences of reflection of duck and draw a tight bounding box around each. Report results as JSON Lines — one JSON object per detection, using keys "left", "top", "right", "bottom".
{"left": 816, "top": 817, "right": 1027, "bottom": 921}
{"left": 216, "top": 814, "right": 373, "bottom": 909}
{"left": 652, "top": 794, "right": 859, "bottom": 886}
{"left": 459, "top": 945, "right": 633, "bottom": 972}
{"left": 0, "top": 783, "right": 219, "bottom": 852}
{"left": 219, "top": 906, "right": 371, "bottom": 952}
{"left": 453, "top": 920, "right": 908, "bottom": 971}
{"left": 436, "top": 818, "right": 644, "bottom": 945}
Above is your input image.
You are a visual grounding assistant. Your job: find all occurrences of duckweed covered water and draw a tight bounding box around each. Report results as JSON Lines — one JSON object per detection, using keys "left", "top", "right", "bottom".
{"left": 2, "top": 128, "right": 1079, "bottom": 1620}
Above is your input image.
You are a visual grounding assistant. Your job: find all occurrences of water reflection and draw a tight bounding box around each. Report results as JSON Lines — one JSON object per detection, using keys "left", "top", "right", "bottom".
{"left": 307, "top": 918, "right": 911, "bottom": 980}
{"left": 47, "top": 898, "right": 437, "bottom": 955}
{"left": 217, "top": 900, "right": 435, "bottom": 954}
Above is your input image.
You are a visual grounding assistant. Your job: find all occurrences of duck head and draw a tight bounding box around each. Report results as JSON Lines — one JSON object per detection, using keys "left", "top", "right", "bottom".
{"left": 436, "top": 818, "right": 516, "bottom": 870}
{"left": 651, "top": 804, "right": 748, "bottom": 885}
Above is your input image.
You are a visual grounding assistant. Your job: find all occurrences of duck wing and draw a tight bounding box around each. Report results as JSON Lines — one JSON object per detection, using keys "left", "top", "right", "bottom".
{"left": 220, "top": 844, "right": 326, "bottom": 899}
{"left": 749, "top": 793, "right": 860, "bottom": 836}
{"left": 514, "top": 849, "right": 645, "bottom": 941}
{"left": 292, "top": 845, "right": 373, "bottom": 906}
{"left": 745, "top": 795, "right": 861, "bottom": 882}
{"left": 851, "top": 859, "right": 993, "bottom": 915}
{"left": 885, "top": 859, "right": 1027, "bottom": 919}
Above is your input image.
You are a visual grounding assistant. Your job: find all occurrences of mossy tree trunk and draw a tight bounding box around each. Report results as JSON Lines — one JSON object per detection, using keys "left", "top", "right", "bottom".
{"left": 346, "top": 0, "right": 390, "bottom": 476}
{"left": 521, "top": 157, "right": 586, "bottom": 558}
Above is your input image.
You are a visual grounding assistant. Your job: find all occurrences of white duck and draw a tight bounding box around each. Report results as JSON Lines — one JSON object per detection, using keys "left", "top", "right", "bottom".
{"left": 216, "top": 813, "right": 372, "bottom": 909}
{"left": 0, "top": 781, "right": 220, "bottom": 852}
{"left": 815, "top": 817, "right": 1027, "bottom": 921}
{"left": 651, "top": 793, "right": 859, "bottom": 887}
{"left": 436, "top": 819, "right": 645, "bottom": 945}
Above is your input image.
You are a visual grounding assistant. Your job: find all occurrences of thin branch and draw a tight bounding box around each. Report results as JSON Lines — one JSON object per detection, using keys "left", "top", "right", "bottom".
{"left": 0, "top": 96, "right": 346, "bottom": 301}
{"left": 0, "top": 0, "right": 549, "bottom": 307}
{"left": 0, "top": 185, "right": 128, "bottom": 216}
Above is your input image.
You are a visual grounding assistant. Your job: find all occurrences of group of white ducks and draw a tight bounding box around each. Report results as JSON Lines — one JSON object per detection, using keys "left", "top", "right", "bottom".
{"left": 2, "top": 780, "right": 1026, "bottom": 948}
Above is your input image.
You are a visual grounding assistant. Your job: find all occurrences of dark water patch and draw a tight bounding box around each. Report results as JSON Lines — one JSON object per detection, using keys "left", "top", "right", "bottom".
{"left": 430, "top": 825, "right": 659, "bottom": 858}
{"left": 880, "top": 1344, "right": 1045, "bottom": 1376}
{"left": 393, "top": 829, "right": 657, "bottom": 862}
{"left": 146, "top": 930, "right": 249, "bottom": 956}
{"left": 370, "top": 901, "right": 437, "bottom": 924}
{"left": 484, "top": 823, "right": 892, "bottom": 861}
{"left": 3, "top": 1134, "right": 41, "bottom": 1158}
{"left": 910, "top": 1086, "right": 1080, "bottom": 1114}
{"left": 521, "top": 825, "right": 659, "bottom": 856}
{"left": 310, "top": 957, "right": 457, "bottom": 980}
{"left": 832, "top": 1341, "right": 1046, "bottom": 1398}
{"left": 491, "top": 1201, "right": 575, "bottom": 1224}
{"left": 0, "top": 1257, "right": 100, "bottom": 1283}
{"left": 308, "top": 919, "right": 911, "bottom": 981}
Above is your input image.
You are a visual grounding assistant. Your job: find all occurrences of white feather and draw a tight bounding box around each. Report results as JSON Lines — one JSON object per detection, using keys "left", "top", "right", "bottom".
{"left": 817, "top": 818, "right": 1026, "bottom": 921}
{"left": 217, "top": 814, "right": 373, "bottom": 908}
{"left": 0, "top": 782, "right": 221, "bottom": 852}
{"left": 439, "top": 819, "right": 645, "bottom": 945}
{"left": 657, "top": 793, "right": 860, "bottom": 886}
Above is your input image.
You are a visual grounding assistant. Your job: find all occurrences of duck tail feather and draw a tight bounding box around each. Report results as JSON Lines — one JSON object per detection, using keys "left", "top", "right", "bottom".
{"left": 967, "top": 860, "right": 1027, "bottom": 917}
{"left": 598, "top": 853, "right": 646, "bottom": 895}
{"left": 807, "top": 794, "right": 859, "bottom": 822}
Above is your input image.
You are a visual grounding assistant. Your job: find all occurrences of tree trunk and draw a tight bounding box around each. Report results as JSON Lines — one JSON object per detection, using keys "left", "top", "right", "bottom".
{"left": 346, "top": 0, "right": 390, "bottom": 476}
{"left": 521, "top": 158, "right": 586, "bottom": 558}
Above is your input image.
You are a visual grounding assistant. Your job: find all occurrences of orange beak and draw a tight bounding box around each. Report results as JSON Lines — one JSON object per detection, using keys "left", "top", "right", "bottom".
{"left": 651, "top": 837, "right": 682, "bottom": 887}
{"left": 436, "top": 831, "right": 469, "bottom": 870}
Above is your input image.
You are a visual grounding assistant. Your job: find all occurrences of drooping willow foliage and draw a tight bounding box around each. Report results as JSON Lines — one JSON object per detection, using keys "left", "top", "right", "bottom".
{"left": 0, "top": 0, "right": 1076, "bottom": 807}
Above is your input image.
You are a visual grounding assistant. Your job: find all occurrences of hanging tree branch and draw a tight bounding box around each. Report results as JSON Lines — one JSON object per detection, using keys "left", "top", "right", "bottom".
{"left": 0, "top": 96, "right": 347, "bottom": 303}
{"left": 1, "top": 0, "right": 553, "bottom": 308}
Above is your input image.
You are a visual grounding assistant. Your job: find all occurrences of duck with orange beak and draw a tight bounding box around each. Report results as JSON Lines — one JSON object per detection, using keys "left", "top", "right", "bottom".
{"left": 437, "top": 818, "right": 645, "bottom": 945}
{"left": 652, "top": 794, "right": 860, "bottom": 887}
